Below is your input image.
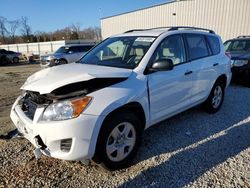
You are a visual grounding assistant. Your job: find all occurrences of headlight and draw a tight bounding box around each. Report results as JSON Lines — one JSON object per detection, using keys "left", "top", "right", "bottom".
{"left": 232, "top": 60, "right": 248, "bottom": 67}
{"left": 42, "top": 96, "right": 92, "bottom": 121}
{"left": 47, "top": 55, "right": 56, "bottom": 60}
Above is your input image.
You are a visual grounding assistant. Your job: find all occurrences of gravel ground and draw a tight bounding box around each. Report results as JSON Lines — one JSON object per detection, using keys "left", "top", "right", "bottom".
{"left": 0, "top": 63, "right": 249, "bottom": 187}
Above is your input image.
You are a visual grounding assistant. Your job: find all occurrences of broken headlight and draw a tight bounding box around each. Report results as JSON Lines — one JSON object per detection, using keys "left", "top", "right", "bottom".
{"left": 42, "top": 96, "right": 92, "bottom": 121}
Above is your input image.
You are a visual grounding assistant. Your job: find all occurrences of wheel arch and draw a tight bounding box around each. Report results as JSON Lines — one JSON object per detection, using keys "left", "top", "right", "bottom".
{"left": 102, "top": 102, "right": 146, "bottom": 130}
{"left": 216, "top": 74, "right": 227, "bottom": 88}
{"left": 92, "top": 102, "right": 146, "bottom": 163}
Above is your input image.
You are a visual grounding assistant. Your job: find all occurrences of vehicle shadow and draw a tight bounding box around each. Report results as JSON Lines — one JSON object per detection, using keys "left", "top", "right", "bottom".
{"left": 119, "top": 86, "right": 250, "bottom": 187}
{"left": 120, "top": 121, "right": 250, "bottom": 187}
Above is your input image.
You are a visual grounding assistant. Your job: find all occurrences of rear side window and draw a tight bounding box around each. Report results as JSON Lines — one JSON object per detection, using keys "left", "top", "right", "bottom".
{"left": 69, "top": 47, "right": 80, "bottom": 53}
{"left": 186, "top": 34, "right": 209, "bottom": 60}
{"left": 207, "top": 36, "right": 220, "bottom": 55}
{"left": 79, "top": 45, "right": 94, "bottom": 52}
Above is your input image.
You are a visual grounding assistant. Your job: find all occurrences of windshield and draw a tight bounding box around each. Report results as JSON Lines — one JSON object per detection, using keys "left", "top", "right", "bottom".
{"left": 55, "top": 46, "right": 69, "bottom": 54}
{"left": 224, "top": 39, "right": 250, "bottom": 53}
{"left": 78, "top": 36, "right": 155, "bottom": 69}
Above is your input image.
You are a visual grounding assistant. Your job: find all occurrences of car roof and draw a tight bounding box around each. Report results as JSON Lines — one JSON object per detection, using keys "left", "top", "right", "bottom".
{"left": 112, "top": 26, "right": 216, "bottom": 38}
{"left": 226, "top": 38, "right": 250, "bottom": 42}
{"left": 63, "top": 43, "right": 95, "bottom": 48}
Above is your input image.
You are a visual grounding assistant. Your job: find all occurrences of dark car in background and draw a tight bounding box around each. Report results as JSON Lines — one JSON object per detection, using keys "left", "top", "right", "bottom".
{"left": 224, "top": 36, "right": 250, "bottom": 86}
{"left": 40, "top": 43, "right": 95, "bottom": 68}
{"left": 0, "top": 49, "right": 22, "bottom": 63}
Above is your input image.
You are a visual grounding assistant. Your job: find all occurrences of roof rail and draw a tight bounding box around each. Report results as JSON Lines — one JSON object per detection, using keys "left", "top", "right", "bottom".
{"left": 124, "top": 27, "right": 172, "bottom": 33}
{"left": 237, "top": 35, "right": 250, "bottom": 38}
{"left": 168, "top": 26, "right": 215, "bottom": 34}
{"left": 124, "top": 26, "right": 215, "bottom": 34}
{"left": 124, "top": 29, "right": 147, "bottom": 33}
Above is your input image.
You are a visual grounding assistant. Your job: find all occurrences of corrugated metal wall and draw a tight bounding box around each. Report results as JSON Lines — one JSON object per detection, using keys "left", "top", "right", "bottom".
{"left": 101, "top": 0, "right": 250, "bottom": 41}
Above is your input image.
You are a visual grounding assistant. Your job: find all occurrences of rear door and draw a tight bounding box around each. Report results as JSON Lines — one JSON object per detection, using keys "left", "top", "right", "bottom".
{"left": 184, "top": 34, "right": 219, "bottom": 103}
{"left": 147, "top": 35, "right": 193, "bottom": 124}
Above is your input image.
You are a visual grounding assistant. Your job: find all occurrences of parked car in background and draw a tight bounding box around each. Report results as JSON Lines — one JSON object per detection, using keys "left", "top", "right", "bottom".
{"left": 224, "top": 36, "right": 250, "bottom": 86}
{"left": 11, "top": 27, "right": 231, "bottom": 170}
{"left": 0, "top": 52, "right": 9, "bottom": 65}
{"left": 40, "top": 44, "right": 95, "bottom": 68}
{"left": 0, "top": 49, "right": 22, "bottom": 63}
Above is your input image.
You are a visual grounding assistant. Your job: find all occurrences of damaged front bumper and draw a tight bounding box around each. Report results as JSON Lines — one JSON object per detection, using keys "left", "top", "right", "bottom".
{"left": 10, "top": 96, "right": 103, "bottom": 163}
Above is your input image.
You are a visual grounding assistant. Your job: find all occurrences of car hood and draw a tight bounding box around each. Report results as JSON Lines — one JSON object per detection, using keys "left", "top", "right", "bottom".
{"left": 230, "top": 53, "right": 250, "bottom": 60}
{"left": 21, "top": 63, "right": 132, "bottom": 94}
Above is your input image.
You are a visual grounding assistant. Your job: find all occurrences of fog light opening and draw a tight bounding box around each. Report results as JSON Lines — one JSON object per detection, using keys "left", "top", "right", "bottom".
{"left": 60, "top": 139, "right": 72, "bottom": 152}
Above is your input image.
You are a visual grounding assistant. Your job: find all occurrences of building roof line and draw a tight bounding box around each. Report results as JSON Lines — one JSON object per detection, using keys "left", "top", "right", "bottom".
{"left": 100, "top": 0, "right": 176, "bottom": 20}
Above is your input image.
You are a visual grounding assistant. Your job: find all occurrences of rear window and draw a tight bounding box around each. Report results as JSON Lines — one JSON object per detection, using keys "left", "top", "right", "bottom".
{"left": 186, "top": 34, "right": 209, "bottom": 60}
{"left": 207, "top": 36, "right": 220, "bottom": 55}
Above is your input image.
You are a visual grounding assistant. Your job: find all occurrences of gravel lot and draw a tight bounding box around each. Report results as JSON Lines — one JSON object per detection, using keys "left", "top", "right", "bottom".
{"left": 0, "top": 63, "right": 249, "bottom": 187}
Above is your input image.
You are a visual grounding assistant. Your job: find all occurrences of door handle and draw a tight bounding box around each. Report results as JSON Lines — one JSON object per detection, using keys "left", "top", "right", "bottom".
{"left": 213, "top": 63, "right": 219, "bottom": 66}
{"left": 184, "top": 70, "right": 193, "bottom": 75}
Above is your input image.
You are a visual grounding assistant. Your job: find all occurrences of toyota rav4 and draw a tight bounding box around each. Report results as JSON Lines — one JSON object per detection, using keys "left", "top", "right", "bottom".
{"left": 10, "top": 27, "right": 231, "bottom": 170}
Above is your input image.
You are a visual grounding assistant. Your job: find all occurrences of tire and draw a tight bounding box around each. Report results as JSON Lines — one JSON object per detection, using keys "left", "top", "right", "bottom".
{"left": 58, "top": 59, "right": 67, "bottom": 65}
{"left": 203, "top": 80, "right": 225, "bottom": 113}
{"left": 13, "top": 57, "right": 19, "bottom": 63}
{"left": 93, "top": 111, "right": 142, "bottom": 170}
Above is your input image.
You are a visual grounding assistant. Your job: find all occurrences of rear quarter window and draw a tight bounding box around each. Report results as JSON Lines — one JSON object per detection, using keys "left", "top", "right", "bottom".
{"left": 185, "top": 34, "right": 209, "bottom": 60}
{"left": 206, "top": 36, "right": 220, "bottom": 55}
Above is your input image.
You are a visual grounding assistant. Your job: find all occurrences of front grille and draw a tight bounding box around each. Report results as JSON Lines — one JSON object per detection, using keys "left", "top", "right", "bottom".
{"left": 22, "top": 98, "right": 37, "bottom": 119}
{"left": 20, "top": 91, "right": 52, "bottom": 120}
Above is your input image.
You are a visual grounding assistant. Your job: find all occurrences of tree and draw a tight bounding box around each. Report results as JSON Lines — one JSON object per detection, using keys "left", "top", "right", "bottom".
{"left": 0, "top": 16, "right": 8, "bottom": 44}
{"left": 70, "top": 23, "right": 81, "bottom": 39}
{"left": 20, "top": 16, "right": 32, "bottom": 42}
{"left": 7, "top": 20, "right": 19, "bottom": 44}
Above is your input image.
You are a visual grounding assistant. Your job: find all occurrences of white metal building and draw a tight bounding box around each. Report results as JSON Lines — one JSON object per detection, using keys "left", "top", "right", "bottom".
{"left": 0, "top": 40, "right": 96, "bottom": 56}
{"left": 101, "top": 0, "right": 250, "bottom": 41}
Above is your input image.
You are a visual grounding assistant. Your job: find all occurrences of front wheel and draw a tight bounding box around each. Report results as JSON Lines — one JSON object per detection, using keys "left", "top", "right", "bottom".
{"left": 203, "top": 80, "right": 225, "bottom": 113}
{"left": 93, "top": 112, "right": 142, "bottom": 170}
{"left": 13, "top": 57, "right": 19, "bottom": 63}
{"left": 58, "top": 59, "right": 67, "bottom": 65}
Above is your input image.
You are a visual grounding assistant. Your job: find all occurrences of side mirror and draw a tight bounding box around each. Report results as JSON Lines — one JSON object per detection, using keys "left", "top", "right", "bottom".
{"left": 68, "top": 51, "right": 73, "bottom": 54}
{"left": 150, "top": 59, "right": 174, "bottom": 72}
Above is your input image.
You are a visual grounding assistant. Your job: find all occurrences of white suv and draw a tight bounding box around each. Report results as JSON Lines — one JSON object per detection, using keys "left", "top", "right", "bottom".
{"left": 10, "top": 27, "right": 231, "bottom": 170}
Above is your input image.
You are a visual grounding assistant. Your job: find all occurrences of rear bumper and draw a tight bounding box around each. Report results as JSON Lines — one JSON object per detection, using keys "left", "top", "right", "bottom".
{"left": 10, "top": 96, "right": 105, "bottom": 162}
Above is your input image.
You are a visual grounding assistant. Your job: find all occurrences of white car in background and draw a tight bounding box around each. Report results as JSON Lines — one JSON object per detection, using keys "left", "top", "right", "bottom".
{"left": 11, "top": 26, "right": 231, "bottom": 170}
{"left": 40, "top": 44, "right": 95, "bottom": 68}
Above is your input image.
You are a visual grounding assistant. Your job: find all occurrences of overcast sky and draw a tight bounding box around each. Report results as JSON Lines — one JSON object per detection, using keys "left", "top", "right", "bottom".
{"left": 1, "top": 0, "right": 171, "bottom": 33}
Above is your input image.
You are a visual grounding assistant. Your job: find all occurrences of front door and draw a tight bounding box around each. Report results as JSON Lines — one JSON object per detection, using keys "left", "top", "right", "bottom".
{"left": 147, "top": 35, "right": 193, "bottom": 124}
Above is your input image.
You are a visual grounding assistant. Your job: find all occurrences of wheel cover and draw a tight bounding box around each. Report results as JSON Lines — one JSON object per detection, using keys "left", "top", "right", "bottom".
{"left": 106, "top": 122, "right": 136, "bottom": 162}
{"left": 212, "top": 85, "right": 222, "bottom": 109}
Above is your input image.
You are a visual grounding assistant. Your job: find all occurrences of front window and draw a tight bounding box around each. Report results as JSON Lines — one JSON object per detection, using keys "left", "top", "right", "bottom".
{"left": 224, "top": 40, "right": 250, "bottom": 53}
{"left": 78, "top": 36, "right": 155, "bottom": 69}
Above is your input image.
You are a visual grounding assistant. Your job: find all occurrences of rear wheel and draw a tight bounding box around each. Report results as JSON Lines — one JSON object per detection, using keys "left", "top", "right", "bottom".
{"left": 203, "top": 80, "right": 225, "bottom": 113}
{"left": 93, "top": 112, "right": 142, "bottom": 170}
